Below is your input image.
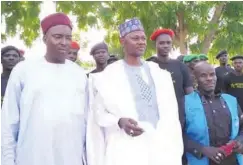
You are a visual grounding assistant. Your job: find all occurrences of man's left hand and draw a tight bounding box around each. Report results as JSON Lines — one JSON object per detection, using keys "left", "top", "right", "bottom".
{"left": 233, "top": 141, "right": 243, "bottom": 154}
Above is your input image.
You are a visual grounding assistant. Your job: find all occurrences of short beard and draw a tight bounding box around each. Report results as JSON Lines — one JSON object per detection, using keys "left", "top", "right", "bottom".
{"left": 158, "top": 52, "right": 169, "bottom": 57}
{"left": 235, "top": 68, "right": 243, "bottom": 73}
{"left": 220, "top": 61, "right": 227, "bottom": 65}
{"left": 198, "top": 86, "right": 215, "bottom": 96}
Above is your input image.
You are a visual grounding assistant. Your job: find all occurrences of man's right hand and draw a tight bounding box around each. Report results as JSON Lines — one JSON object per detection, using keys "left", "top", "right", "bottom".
{"left": 201, "top": 146, "right": 226, "bottom": 164}
{"left": 118, "top": 118, "right": 144, "bottom": 137}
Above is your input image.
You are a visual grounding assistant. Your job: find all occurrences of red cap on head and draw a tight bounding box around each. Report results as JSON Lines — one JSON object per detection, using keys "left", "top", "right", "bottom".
{"left": 41, "top": 13, "right": 72, "bottom": 34}
{"left": 70, "top": 41, "right": 80, "bottom": 50}
{"left": 150, "top": 28, "right": 175, "bottom": 41}
{"left": 19, "top": 49, "right": 25, "bottom": 56}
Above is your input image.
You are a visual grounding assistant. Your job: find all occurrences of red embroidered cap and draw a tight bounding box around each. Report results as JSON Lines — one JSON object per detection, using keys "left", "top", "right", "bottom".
{"left": 41, "top": 13, "right": 72, "bottom": 34}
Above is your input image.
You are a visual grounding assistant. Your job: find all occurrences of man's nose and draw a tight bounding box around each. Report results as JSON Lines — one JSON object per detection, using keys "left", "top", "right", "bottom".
{"left": 97, "top": 52, "right": 105, "bottom": 56}
{"left": 60, "top": 38, "right": 67, "bottom": 45}
{"left": 138, "top": 38, "right": 146, "bottom": 44}
{"left": 207, "top": 76, "right": 213, "bottom": 81}
{"left": 8, "top": 55, "right": 15, "bottom": 60}
{"left": 161, "top": 43, "right": 169, "bottom": 48}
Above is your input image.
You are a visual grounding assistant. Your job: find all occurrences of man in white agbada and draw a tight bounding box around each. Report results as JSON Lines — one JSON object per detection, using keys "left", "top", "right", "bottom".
{"left": 1, "top": 13, "right": 88, "bottom": 165}
{"left": 86, "top": 18, "right": 183, "bottom": 165}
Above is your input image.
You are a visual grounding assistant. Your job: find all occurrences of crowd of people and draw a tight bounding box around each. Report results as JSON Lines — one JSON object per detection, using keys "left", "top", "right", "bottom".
{"left": 1, "top": 12, "right": 243, "bottom": 165}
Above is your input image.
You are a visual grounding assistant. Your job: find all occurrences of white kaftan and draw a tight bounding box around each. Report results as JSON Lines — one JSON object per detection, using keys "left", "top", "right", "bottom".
{"left": 86, "top": 60, "right": 183, "bottom": 165}
{"left": 1, "top": 57, "right": 88, "bottom": 165}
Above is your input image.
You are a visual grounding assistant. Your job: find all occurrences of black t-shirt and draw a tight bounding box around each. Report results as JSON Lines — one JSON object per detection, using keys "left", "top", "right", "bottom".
{"left": 215, "top": 66, "right": 234, "bottom": 93}
{"left": 1, "top": 74, "right": 9, "bottom": 97}
{"left": 224, "top": 72, "right": 243, "bottom": 110}
{"left": 149, "top": 58, "right": 192, "bottom": 99}
{"left": 148, "top": 58, "right": 192, "bottom": 128}
{"left": 1, "top": 74, "right": 10, "bottom": 105}
{"left": 86, "top": 69, "right": 100, "bottom": 77}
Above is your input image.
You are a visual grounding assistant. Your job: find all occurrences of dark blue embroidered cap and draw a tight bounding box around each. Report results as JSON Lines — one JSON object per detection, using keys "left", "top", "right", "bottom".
{"left": 119, "top": 18, "right": 144, "bottom": 38}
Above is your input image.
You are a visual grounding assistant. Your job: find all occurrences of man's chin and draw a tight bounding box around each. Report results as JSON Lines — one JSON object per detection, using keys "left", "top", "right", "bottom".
{"left": 135, "top": 50, "right": 145, "bottom": 57}
{"left": 130, "top": 53, "right": 144, "bottom": 57}
{"left": 205, "top": 88, "right": 215, "bottom": 93}
{"left": 158, "top": 53, "right": 169, "bottom": 57}
{"left": 54, "top": 56, "right": 66, "bottom": 63}
{"left": 235, "top": 69, "right": 243, "bottom": 72}
{"left": 6, "top": 66, "right": 14, "bottom": 70}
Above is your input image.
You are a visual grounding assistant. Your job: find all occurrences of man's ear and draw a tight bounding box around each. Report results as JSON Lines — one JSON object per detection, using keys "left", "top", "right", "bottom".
{"left": 43, "top": 35, "right": 46, "bottom": 44}
{"left": 120, "top": 37, "right": 125, "bottom": 47}
{"left": 43, "top": 33, "right": 48, "bottom": 44}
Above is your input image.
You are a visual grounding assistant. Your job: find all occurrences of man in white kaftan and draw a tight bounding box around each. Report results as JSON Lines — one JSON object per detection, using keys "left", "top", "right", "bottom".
{"left": 86, "top": 18, "right": 183, "bottom": 165}
{"left": 1, "top": 13, "right": 88, "bottom": 165}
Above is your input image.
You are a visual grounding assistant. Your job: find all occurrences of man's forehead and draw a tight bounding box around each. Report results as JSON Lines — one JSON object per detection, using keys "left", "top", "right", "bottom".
{"left": 48, "top": 25, "right": 72, "bottom": 35}
{"left": 234, "top": 59, "right": 243, "bottom": 63}
{"left": 94, "top": 48, "right": 107, "bottom": 53}
{"left": 156, "top": 34, "right": 172, "bottom": 41}
{"left": 194, "top": 62, "right": 214, "bottom": 71}
{"left": 220, "top": 54, "right": 227, "bottom": 57}
{"left": 198, "top": 67, "right": 215, "bottom": 72}
{"left": 4, "top": 50, "right": 18, "bottom": 54}
{"left": 126, "top": 31, "right": 145, "bottom": 37}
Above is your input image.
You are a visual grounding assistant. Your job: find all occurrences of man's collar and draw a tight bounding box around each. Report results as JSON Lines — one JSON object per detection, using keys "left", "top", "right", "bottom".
{"left": 196, "top": 90, "right": 221, "bottom": 102}
{"left": 157, "top": 56, "right": 171, "bottom": 64}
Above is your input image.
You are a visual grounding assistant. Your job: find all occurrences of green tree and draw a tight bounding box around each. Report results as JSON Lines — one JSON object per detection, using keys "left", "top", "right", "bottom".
{"left": 96, "top": 1, "right": 243, "bottom": 60}
{"left": 1, "top": 1, "right": 41, "bottom": 46}
{"left": 72, "top": 30, "right": 81, "bottom": 43}
{"left": 1, "top": 1, "right": 101, "bottom": 46}
{"left": 2, "top": 1, "right": 243, "bottom": 63}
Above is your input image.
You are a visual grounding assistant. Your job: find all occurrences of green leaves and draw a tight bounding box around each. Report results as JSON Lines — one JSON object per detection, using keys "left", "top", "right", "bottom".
{"left": 57, "top": 1, "right": 101, "bottom": 31}
{"left": 1, "top": 1, "right": 243, "bottom": 63}
{"left": 2, "top": 1, "right": 41, "bottom": 47}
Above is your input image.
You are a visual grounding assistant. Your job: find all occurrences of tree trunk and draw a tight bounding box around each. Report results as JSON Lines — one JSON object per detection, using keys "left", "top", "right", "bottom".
{"left": 176, "top": 11, "right": 188, "bottom": 55}
{"left": 201, "top": 3, "right": 226, "bottom": 54}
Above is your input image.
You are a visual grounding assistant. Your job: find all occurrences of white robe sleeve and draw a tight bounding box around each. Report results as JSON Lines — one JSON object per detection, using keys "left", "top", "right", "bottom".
{"left": 82, "top": 78, "right": 89, "bottom": 165}
{"left": 160, "top": 72, "right": 184, "bottom": 165}
{"left": 83, "top": 78, "right": 89, "bottom": 142}
{"left": 93, "top": 91, "right": 120, "bottom": 129}
{"left": 1, "top": 65, "right": 23, "bottom": 165}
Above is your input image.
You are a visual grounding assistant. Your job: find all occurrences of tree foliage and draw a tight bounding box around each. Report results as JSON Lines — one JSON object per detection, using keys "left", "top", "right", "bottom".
{"left": 1, "top": 1, "right": 41, "bottom": 46}
{"left": 1, "top": 1, "right": 243, "bottom": 63}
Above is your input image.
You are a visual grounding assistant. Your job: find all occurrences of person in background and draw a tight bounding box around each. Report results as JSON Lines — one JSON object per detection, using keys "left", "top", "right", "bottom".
{"left": 183, "top": 54, "right": 200, "bottom": 89}
{"left": 88, "top": 42, "right": 109, "bottom": 75}
{"left": 177, "top": 55, "right": 185, "bottom": 62}
{"left": 183, "top": 54, "right": 200, "bottom": 69}
{"left": 215, "top": 50, "right": 234, "bottom": 93}
{"left": 19, "top": 49, "right": 25, "bottom": 61}
{"left": 184, "top": 61, "right": 243, "bottom": 165}
{"left": 87, "top": 43, "right": 112, "bottom": 124}
{"left": 107, "top": 54, "right": 119, "bottom": 65}
{"left": 1, "top": 13, "right": 88, "bottom": 165}
{"left": 66, "top": 41, "right": 80, "bottom": 62}
{"left": 87, "top": 42, "right": 110, "bottom": 109}
{"left": 147, "top": 28, "right": 193, "bottom": 127}
{"left": 224, "top": 55, "right": 243, "bottom": 110}
{"left": 146, "top": 56, "right": 157, "bottom": 62}
{"left": 87, "top": 18, "right": 183, "bottom": 165}
{"left": 1, "top": 46, "right": 21, "bottom": 105}
{"left": 199, "top": 54, "right": 208, "bottom": 61}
